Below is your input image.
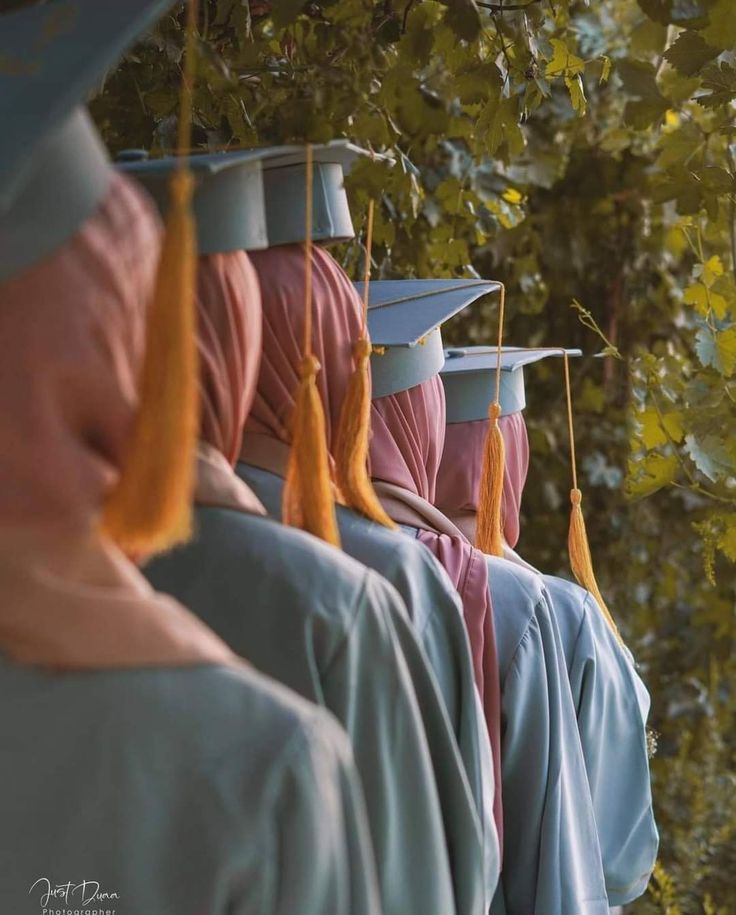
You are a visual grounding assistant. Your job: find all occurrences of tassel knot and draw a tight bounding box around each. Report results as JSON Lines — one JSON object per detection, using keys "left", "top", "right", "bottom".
{"left": 353, "top": 337, "right": 372, "bottom": 360}
{"left": 300, "top": 354, "right": 321, "bottom": 378}
{"left": 570, "top": 487, "right": 582, "bottom": 506}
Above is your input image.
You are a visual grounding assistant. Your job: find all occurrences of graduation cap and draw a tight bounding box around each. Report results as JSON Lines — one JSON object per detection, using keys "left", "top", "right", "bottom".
{"left": 0, "top": 0, "right": 180, "bottom": 282}
{"left": 441, "top": 346, "right": 583, "bottom": 421}
{"left": 263, "top": 141, "right": 386, "bottom": 246}
{"left": 356, "top": 279, "right": 501, "bottom": 399}
{"left": 117, "top": 149, "right": 273, "bottom": 254}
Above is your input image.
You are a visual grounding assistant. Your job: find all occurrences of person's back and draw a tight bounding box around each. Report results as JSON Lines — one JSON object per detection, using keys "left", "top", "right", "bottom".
{"left": 239, "top": 459, "right": 496, "bottom": 878}
{"left": 0, "top": 656, "right": 379, "bottom": 915}
{"left": 146, "top": 496, "right": 458, "bottom": 915}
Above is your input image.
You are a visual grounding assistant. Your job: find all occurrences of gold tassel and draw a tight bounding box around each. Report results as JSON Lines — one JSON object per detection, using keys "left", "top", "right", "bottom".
{"left": 334, "top": 200, "right": 397, "bottom": 529}
{"left": 474, "top": 284, "right": 506, "bottom": 556}
{"left": 475, "top": 401, "right": 506, "bottom": 556}
{"left": 563, "top": 352, "right": 624, "bottom": 645}
{"left": 283, "top": 354, "right": 341, "bottom": 546}
{"left": 101, "top": 1, "right": 200, "bottom": 554}
{"left": 281, "top": 144, "right": 341, "bottom": 547}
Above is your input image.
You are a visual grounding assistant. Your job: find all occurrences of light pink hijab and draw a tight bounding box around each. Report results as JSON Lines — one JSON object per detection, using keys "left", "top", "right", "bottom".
{"left": 242, "top": 243, "right": 363, "bottom": 468}
{"left": 369, "top": 377, "right": 503, "bottom": 842}
{"left": 0, "top": 172, "right": 234, "bottom": 671}
{"left": 436, "top": 413, "right": 529, "bottom": 548}
{"left": 195, "top": 252, "right": 266, "bottom": 515}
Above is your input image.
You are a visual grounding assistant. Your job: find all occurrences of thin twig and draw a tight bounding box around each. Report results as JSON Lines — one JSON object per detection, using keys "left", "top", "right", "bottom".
{"left": 478, "top": 0, "right": 542, "bottom": 10}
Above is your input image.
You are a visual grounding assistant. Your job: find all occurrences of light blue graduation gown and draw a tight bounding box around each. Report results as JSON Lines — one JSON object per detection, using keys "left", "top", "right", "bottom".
{"left": 145, "top": 504, "right": 456, "bottom": 915}
{"left": 238, "top": 462, "right": 497, "bottom": 910}
{"left": 539, "top": 573, "right": 658, "bottom": 905}
{"left": 0, "top": 654, "right": 381, "bottom": 915}
{"left": 482, "top": 556, "right": 610, "bottom": 915}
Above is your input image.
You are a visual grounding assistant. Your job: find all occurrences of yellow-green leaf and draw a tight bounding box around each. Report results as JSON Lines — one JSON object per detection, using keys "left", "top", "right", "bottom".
{"left": 545, "top": 39, "right": 585, "bottom": 79}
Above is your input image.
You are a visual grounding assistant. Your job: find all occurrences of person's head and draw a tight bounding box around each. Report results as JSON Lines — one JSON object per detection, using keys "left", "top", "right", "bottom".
{"left": 245, "top": 244, "right": 364, "bottom": 460}
{"left": 435, "top": 413, "right": 529, "bottom": 547}
{"left": 0, "top": 172, "right": 161, "bottom": 532}
{"left": 197, "top": 253, "right": 262, "bottom": 465}
{"left": 369, "top": 376, "right": 447, "bottom": 502}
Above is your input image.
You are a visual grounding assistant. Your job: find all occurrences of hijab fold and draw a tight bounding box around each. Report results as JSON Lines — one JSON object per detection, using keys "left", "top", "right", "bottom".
{"left": 0, "top": 173, "right": 234, "bottom": 671}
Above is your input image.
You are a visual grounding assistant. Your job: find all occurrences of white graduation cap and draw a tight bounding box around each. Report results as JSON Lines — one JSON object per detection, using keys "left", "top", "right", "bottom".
{"left": 356, "top": 279, "right": 501, "bottom": 399}
{"left": 441, "top": 345, "right": 583, "bottom": 421}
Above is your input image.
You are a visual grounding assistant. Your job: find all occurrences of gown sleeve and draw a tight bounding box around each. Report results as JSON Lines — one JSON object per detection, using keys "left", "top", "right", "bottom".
{"left": 568, "top": 592, "right": 659, "bottom": 905}
{"left": 322, "top": 570, "right": 457, "bottom": 915}
{"left": 493, "top": 598, "right": 609, "bottom": 915}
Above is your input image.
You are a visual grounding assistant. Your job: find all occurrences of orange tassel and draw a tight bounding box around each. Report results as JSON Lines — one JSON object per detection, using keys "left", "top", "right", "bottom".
{"left": 563, "top": 352, "right": 624, "bottom": 646}
{"left": 101, "top": 1, "right": 200, "bottom": 553}
{"left": 281, "top": 145, "right": 341, "bottom": 547}
{"left": 474, "top": 283, "right": 506, "bottom": 556}
{"left": 101, "top": 167, "right": 199, "bottom": 553}
{"left": 334, "top": 200, "right": 396, "bottom": 529}
{"left": 475, "top": 401, "right": 505, "bottom": 556}
{"left": 283, "top": 354, "right": 341, "bottom": 547}
{"left": 335, "top": 338, "right": 398, "bottom": 528}
{"left": 568, "top": 488, "right": 622, "bottom": 642}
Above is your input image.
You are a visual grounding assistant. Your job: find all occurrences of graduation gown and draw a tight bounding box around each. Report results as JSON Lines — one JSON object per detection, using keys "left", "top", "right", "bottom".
{"left": 540, "top": 573, "right": 658, "bottom": 905}
{"left": 481, "top": 556, "right": 610, "bottom": 915}
{"left": 145, "top": 502, "right": 456, "bottom": 915}
{"left": 238, "top": 459, "right": 496, "bottom": 912}
{"left": 0, "top": 655, "right": 380, "bottom": 915}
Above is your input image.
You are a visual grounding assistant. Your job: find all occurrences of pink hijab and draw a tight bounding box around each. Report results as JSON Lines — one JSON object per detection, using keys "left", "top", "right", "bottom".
{"left": 0, "top": 172, "right": 234, "bottom": 671}
{"left": 242, "top": 243, "right": 362, "bottom": 467}
{"left": 436, "top": 413, "right": 529, "bottom": 548}
{"left": 369, "top": 376, "right": 503, "bottom": 842}
{"left": 194, "top": 252, "right": 266, "bottom": 515}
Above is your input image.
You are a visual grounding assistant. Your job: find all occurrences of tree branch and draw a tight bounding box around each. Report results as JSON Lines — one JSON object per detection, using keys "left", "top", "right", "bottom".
{"left": 477, "top": 0, "right": 542, "bottom": 11}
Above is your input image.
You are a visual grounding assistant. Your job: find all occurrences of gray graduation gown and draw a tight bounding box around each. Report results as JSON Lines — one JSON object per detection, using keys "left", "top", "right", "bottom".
{"left": 145, "top": 505, "right": 456, "bottom": 915}
{"left": 0, "top": 655, "right": 380, "bottom": 915}
{"left": 482, "top": 556, "right": 610, "bottom": 915}
{"left": 238, "top": 462, "right": 496, "bottom": 912}
{"left": 540, "top": 574, "right": 658, "bottom": 905}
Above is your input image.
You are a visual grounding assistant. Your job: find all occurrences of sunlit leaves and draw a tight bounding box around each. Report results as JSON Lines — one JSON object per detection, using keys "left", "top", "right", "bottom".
{"left": 702, "top": 0, "right": 736, "bottom": 53}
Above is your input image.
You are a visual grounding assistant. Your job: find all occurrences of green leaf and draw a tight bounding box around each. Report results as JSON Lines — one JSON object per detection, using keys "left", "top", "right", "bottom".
{"left": 477, "top": 96, "right": 525, "bottom": 157}
{"left": 685, "top": 434, "right": 733, "bottom": 482}
{"left": 442, "top": 0, "right": 482, "bottom": 43}
{"left": 697, "top": 62, "right": 736, "bottom": 109}
{"left": 545, "top": 39, "right": 585, "bottom": 78}
{"left": 565, "top": 74, "right": 587, "bottom": 115}
{"left": 638, "top": 407, "right": 685, "bottom": 448}
{"left": 696, "top": 326, "right": 736, "bottom": 375}
{"left": 627, "top": 452, "right": 679, "bottom": 498}
{"left": 702, "top": 0, "right": 736, "bottom": 52}
{"left": 663, "top": 31, "right": 719, "bottom": 77}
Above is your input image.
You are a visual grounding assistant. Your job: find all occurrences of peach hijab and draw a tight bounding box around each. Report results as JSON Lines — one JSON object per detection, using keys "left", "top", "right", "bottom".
{"left": 195, "top": 252, "right": 266, "bottom": 516}
{"left": 241, "top": 243, "right": 363, "bottom": 472}
{"left": 0, "top": 172, "right": 234, "bottom": 671}
{"left": 369, "top": 377, "right": 503, "bottom": 842}
{"left": 436, "top": 413, "right": 529, "bottom": 548}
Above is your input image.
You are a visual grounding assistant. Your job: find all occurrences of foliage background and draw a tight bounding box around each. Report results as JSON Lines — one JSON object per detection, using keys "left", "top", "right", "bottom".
{"left": 83, "top": 0, "right": 736, "bottom": 909}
